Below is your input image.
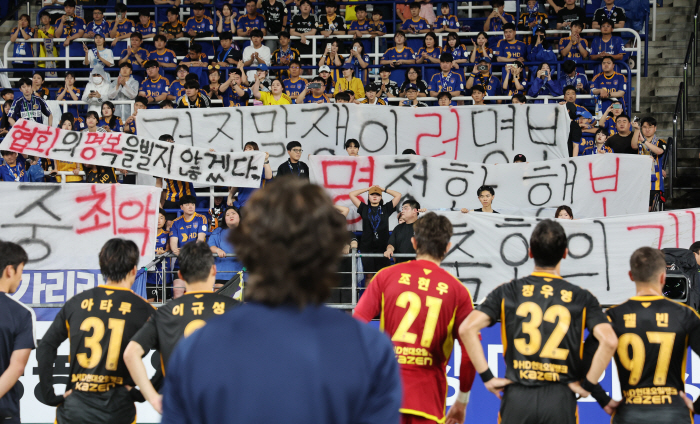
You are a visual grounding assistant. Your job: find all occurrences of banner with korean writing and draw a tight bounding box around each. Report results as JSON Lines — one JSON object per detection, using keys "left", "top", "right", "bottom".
{"left": 0, "top": 183, "right": 160, "bottom": 270}
{"left": 309, "top": 154, "right": 652, "bottom": 224}
{"left": 0, "top": 119, "right": 266, "bottom": 187}
{"left": 437, "top": 209, "right": 700, "bottom": 305}
{"left": 135, "top": 103, "right": 570, "bottom": 171}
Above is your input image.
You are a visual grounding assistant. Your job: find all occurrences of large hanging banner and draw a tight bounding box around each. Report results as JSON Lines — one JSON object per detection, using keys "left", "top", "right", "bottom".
{"left": 135, "top": 104, "right": 570, "bottom": 171}
{"left": 0, "top": 119, "right": 266, "bottom": 187}
{"left": 309, "top": 154, "right": 652, "bottom": 223}
{"left": 437, "top": 209, "right": 700, "bottom": 305}
{"left": 0, "top": 183, "right": 160, "bottom": 270}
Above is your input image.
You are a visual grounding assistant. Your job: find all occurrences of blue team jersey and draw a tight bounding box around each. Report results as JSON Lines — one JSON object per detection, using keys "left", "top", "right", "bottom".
{"left": 369, "top": 20, "right": 387, "bottom": 33}
{"left": 140, "top": 76, "right": 171, "bottom": 108}
{"left": 401, "top": 18, "right": 431, "bottom": 51}
{"left": 416, "top": 46, "right": 441, "bottom": 61}
{"left": 10, "top": 95, "right": 52, "bottom": 123}
{"left": 237, "top": 14, "right": 266, "bottom": 32}
{"left": 416, "top": 46, "right": 442, "bottom": 81}
{"left": 443, "top": 44, "right": 468, "bottom": 62}
{"left": 221, "top": 84, "right": 250, "bottom": 107}
{"left": 582, "top": 145, "right": 614, "bottom": 155}
{"left": 429, "top": 71, "right": 464, "bottom": 105}
{"left": 283, "top": 77, "right": 308, "bottom": 98}
{"left": 559, "top": 37, "right": 589, "bottom": 64}
{"left": 207, "top": 227, "right": 244, "bottom": 280}
{"left": 558, "top": 72, "right": 589, "bottom": 93}
{"left": 155, "top": 228, "right": 170, "bottom": 252}
{"left": 469, "top": 72, "right": 502, "bottom": 97}
{"left": 149, "top": 49, "right": 178, "bottom": 76}
{"left": 11, "top": 27, "right": 35, "bottom": 64}
{"left": 220, "top": 19, "right": 234, "bottom": 33}
{"left": 591, "top": 35, "right": 625, "bottom": 57}
{"left": 601, "top": 115, "right": 618, "bottom": 136}
{"left": 54, "top": 15, "right": 85, "bottom": 37}
{"left": 0, "top": 155, "right": 29, "bottom": 182}
{"left": 382, "top": 47, "right": 416, "bottom": 85}
{"left": 494, "top": 39, "right": 527, "bottom": 61}
{"left": 135, "top": 20, "right": 157, "bottom": 37}
{"left": 164, "top": 178, "right": 196, "bottom": 202}
{"left": 436, "top": 14, "right": 460, "bottom": 30}
{"left": 98, "top": 117, "right": 124, "bottom": 133}
{"left": 486, "top": 13, "right": 515, "bottom": 48}
{"left": 503, "top": 77, "right": 527, "bottom": 96}
{"left": 170, "top": 80, "right": 186, "bottom": 99}
{"left": 300, "top": 93, "right": 330, "bottom": 104}
{"left": 113, "top": 18, "right": 135, "bottom": 36}
{"left": 170, "top": 213, "right": 208, "bottom": 248}
{"left": 185, "top": 16, "right": 215, "bottom": 34}
{"left": 591, "top": 71, "right": 627, "bottom": 110}
{"left": 349, "top": 20, "right": 370, "bottom": 32}
{"left": 86, "top": 20, "right": 111, "bottom": 36}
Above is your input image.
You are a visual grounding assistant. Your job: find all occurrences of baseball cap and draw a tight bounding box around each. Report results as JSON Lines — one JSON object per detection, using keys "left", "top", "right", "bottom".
{"left": 319, "top": 65, "right": 331, "bottom": 73}
{"left": 368, "top": 187, "right": 382, "bottom": 196}
{"left": 365, "top": 83, "right": 379, "bottom": 92}
{"left": 380, "top": 65, "right": 392, "bottom": 73}
{"left": 577, "top": 109, "right": 594, "bottom": 120}
{"left": 513, "top": 154, "right": 527, "bottom": 162}
{"left": 405, "top": 83, "right": 418, "bottom": 91}
{"left": 478, "top": 56, "right": 492, "bottom": 64}
{"left": 599, "top": 17, "right": 614, "bottom": 27}
{"left": 256, "top": 63, "right": 269, "bottom": 71}
{"left": 342, "top": 62, "right": 353, "bottom": 70}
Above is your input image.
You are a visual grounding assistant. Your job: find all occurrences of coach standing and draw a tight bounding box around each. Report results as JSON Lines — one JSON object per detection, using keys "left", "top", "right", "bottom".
{"left": 0, "top": 242, "right": 35, "bottom": 424}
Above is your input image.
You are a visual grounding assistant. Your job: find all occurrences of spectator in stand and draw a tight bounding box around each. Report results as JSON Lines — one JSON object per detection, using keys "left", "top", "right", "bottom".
{"left": 604, "top": 114, "right": 638, "bottom": 154}
{"left": 297, "top": 77, "right": 331, "bottom": 103}
{"left": 400, "top": 84, "right": 428, "bottom": 107}
{"left": 581, "top": 128, "right": 613, "bottom": 155}
{"left": 56, "top": 71, "right": 81, "bottom": 119}
{"left": 253, "top": 75, "right": 291, "bottom": 105}
{"left": 359, "top": 83, "right": 387, "bottom": 105}
{"left": 437, "top": 91, "right": 452, "bottom": 106}
{"left": 161, "top": 8, "right": 187, "bottom": 56}
{"left": 443, "top": 33, "right": 469, "bottom": 67}
{"left": 376, "top": 65, "right": 400, "bottom": 100}
{"left": 10, "top": 14, "right": 34, "bottom": 79}
{"left": 272, "top": 32, "right": 300, "bottom": 80}
{"left": 289, "top": 0, "right": 317, "bottom": 66}
{"left": 216, "top": 4, "right": 236, "bottom": 35}
{"left": 242, "top": 29, "right": 272, "bottom": 82}
{"left": 418, "top": 0, "right": 437, "bottom": 25}
{"left": 83, "top": 114, "right": 124, "bottom": 184}
{"left": 559, "top": 21, "right": 589, "bottom": 72}
{"left": 591, "top": 56, "right": 627, "bottom": 112}
{"left": 119, "top": 33, "right": 149, "bottom": 80}
{"left": 156, "top": 134, "right": 196, "bottom": 221}
{"left": 208, "top": 207, "right": 244, "bottom": 288}
{"left": 435, "top": 2, "right": 460, "bottom": 33}
{"left": 229, "top": 141, "right": 273, "bottom": 210}
{"left": 9, "top": 78, "right": 52, "bottom": 127}
{"left": 428, "top": 53, "right": 463, "bottom": 104}
{"left": 318, "top": 0, "right": 346, "bottom": 37}
{"left": 469, "top": 31, "right": 493, "bottom": 64}
{"left": 334, "top": 63, "right": 365, "bottom": 99}
{"left": 169, "top": 64, "right": 190, "bottom": 100}
{"left": 348, "top": 4, "right": 371, "bottom": 57}
{"left": 123, "top": 96, "right": 148, "bottom": 134}
{"left": 466, "top": 57, "right": 501, "bottom": 99}
{"left": 384, "top": 200, "right": 420, "bottom": 263}
{"left": 334, "top": 92, "right": 351, "bottom": 103}
{"left": 526, "top": 26, "right": 557, "bottom": 66}
{"left": 635, "top": 116, "right": 667, "bottom": 205}
{"left": 318, "top": 39, "right": 345, "bottom": 82}
{"left": 181, "top": 44, "right": 209, "bottom": 69}
{"left": 219, "top": 68, "right": 251, "bottom": 107}
{"left": 346, "top": 40, "right": 371, "bottom": 84}
{"left": 557, "top": 59, "right": 589, "bottom": 94}
{"left": 528, "top": 62, "right": 562, "bottom": 99}
{"left": 471, "top": 84, "right": 486, "bottom": 105}
{"left": 139, "top": 61, "right": 171, "bottom": 108}
{"left": 381, "top": 31, "right": 416, "bottom": 86}
{"left": 502, "top": 62, "right": 526, "bottom": 96}
{"left": 0, "top": 151, "right": 29, "bottom": 182}
{"left": 177, "top": 80, "right": 212, "bottom": 108}
{"left": 556, "top": 0, "right": 586, "bottom": 30}
{"left": 99, "top": 102, "right": 125, "bottom": 132}
{"left": 135, "top": 10, "right": 157, "bottom": 44}
{"left": 561, "top": 84, "right": 589, "bottom": 115}
{"left": 86, "top": 8, "right": 111, "bottom": 37}
{"left": 83, "top": 33, "right": 114, "bottom": 69}
{"left": 169, "top": 195, "right": 208, "bottom": 298}
{"left": 401, "top": 3, "right": 431, "bottom": 53}
{"left": 345, "top": 139, "right": 360, "bottom": 156}
{"left": 1, "top": 90, "right": 13, "bottom": 104}
{"left": 369, "top": 8, "right": 388, "bottom": 38}
{"left": 54, "top": 0, "right": 85, "bottom": 62}
{"left": 592, "top": 0, "right": 626, "bottom": 29}
{"left": 415, "top": 32, "right": 442, "bottom": 82}
{"left": 518, "top": 0, "right": 548, "bottom": 44}
{"left": 484, "top": 0, "right": 515, "bottom": 49}
{"left": 461, "top": 185, "right": 498, "bottom": 213}
{"left": 110, "top": 3, "right": 135, "bottom": 53}
{"left": 238, "top": 0, "right": 268, "bottom": 44}
{"left": 590, "top": 19, "right": 626, "bottom": 71}
{"left": 283, "top": 60, "right": 308, "bottom": 102}
{"left": 55, "top": 115, "right": 83, "bottom": 182}
{"left": 276, "top": 141, "right": 309, "bottom": 178}
{"left": 253, "top": 64, "right": 272, "bottom": 92}
{"left": 495, "top": 23, "right": 527, "bottom": 65}
{"left": 0, "top": 103, "right": 11, "bottom": 140}
{"left": 598, "top": 98, "right": 624, "bottom": 135}
{"left": 149, "top": 34, "right": 178, "bottom": 77}
{"left": 260, "top": 0, "right": 288, "bottom": 51}
{"left": 36, "top": 11, "right": 57, "bottom": 71}
{"left": 186, "top": 3, "right": 216, "bottom": 57}
{"left": 399, "top": 66, "right": 428, "bottom": 97}
{"left": 317, "top": 65, "right": 335, "bottom": 96}
{"left": 349, "top": 185, "right": 402, "bottom": 281}
{"left": 203, "top": 67, "right": 224, "bottom": 105}
{"left": 513, "top": 153, "right": 526, "bottom": 162}
{"left": 31, "top": 73, "right": 50, "bottom": 101}
{"left": 161, "top": 100, "right": 175, "bottom": 109}
{"left": 106, "top": 63, "right": 139, "bottom": 121}
{"left": 555, "top": 205, "right": 574, "bottom": 219}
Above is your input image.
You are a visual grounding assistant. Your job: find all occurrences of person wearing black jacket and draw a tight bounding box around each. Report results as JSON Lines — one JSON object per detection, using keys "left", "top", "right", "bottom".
{"left": 384, "top": 200, "right": 420, "bottom": 263}
{"left": 275, "top": 141, "right": 309, "bottom": 179}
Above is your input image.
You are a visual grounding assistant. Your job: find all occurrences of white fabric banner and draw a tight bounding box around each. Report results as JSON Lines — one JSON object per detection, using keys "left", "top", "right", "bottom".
{"left": 0, "top": 119, "right": 266, "bottom": 187}
{"left": 0, "top": 183, "right": 161, "bottom": 270}
{"left": 437, "top": 209, "right": 700, "bottom": 305}
{"left": 309, "top": 154, "right": 652, "bottom": 223}
{"left": 135, "top": 104, "right": 570, "bottom": 171}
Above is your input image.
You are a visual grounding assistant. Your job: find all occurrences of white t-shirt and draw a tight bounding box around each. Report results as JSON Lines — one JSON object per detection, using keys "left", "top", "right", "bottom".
{"left": 87, "top": 47, "right": 114, "bottom": 68}
{"left": 242, "top": 44, "right": 272, "bottom": 82}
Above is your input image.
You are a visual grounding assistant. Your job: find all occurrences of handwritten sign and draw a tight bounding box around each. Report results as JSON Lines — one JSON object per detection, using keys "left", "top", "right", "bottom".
{"left": 0, "top": 119, "right": 266, "bottom": 187}
{"left": 437, "top": 209, "right": 700, "bottom": 304}
{"left": 0, "top": 183, "right": 161, "bottom": 270}
{"left": 135, "top": 104, "right": 570, "bottom": 171}
{"left": 309, "top": 154, "right": 652, "bottom": 225}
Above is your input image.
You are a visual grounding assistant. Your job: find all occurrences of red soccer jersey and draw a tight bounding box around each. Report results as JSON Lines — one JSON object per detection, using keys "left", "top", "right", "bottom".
{"left": 354, "top": 259, "right": 476, "bottom": 422}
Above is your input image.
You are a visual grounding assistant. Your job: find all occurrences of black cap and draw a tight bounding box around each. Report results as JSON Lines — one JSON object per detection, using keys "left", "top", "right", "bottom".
{"left": 598, "top": 17, "right": 614, "bottom": 27}
{"left": 192, "top": 2, "right": 204, "bottom": 9}
{"left": 379, "top": 65, "right": 392, "bottom": 73}
{"left": 365, "top": 83, "right": 379, "bottom": 92}
{"left": 513, "top": 154, "right": 526, "bottom": 162}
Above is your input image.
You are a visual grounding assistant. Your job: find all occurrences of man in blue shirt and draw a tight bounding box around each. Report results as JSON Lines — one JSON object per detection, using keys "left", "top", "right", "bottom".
{"left": 9, "top": 77, "right": 52, "bottom": 127}
{"left": 160, "top": 177, "right": 402, "bottom": 424}
{"left": 380, "top": 31, "right": 416, "bottom": 85}
{"left": 591, "top": 55, "right": 627, "bottom": 112}
{"left": 483, "top": 0, "right": 516, "bottom": 49}
{"left": 0, "top": 151, "right": 29, "bottom": 183}
{"left": 185, "top": 3, "right": 216, "bottom": 57}
{"left": 85, "top": 8, "right": 111, "bottom": 38}
{"left": 401, "top": 3, "right": 431, "bottom": 53}
{"left": 494, "top": 22, "right": 527, "bottom": 64}
{"left": 429, "top": 53, "right": 464, "bottom": 105}
{"left": 0, "top": 242, "right": 35, "bottom": 424}
{"left": 138, "top": 61, "right": 171, "bottom": 109}
{"left": 590, "top": 18, "right": 626, "bottom": 73}
{"left": 466, "top": 57, "right": 502, "bottom": 98}
{"left": 54, "top": 0, "right": 85, "bottom": 60}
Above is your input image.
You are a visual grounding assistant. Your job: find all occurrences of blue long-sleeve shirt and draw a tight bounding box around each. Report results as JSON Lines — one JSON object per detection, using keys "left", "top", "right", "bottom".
{"left": 527, "top": 76, "right": 563, "bottom": 99}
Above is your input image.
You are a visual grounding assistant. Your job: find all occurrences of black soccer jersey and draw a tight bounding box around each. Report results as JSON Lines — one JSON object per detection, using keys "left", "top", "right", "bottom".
{"left": 479, "top": 272, "right": 608, "bottom": 386}
{"left": 37, "top": 285, "right": 154, "bottom": 405}
{"left": 130, "top": 291, "right": 238, "bottom": 374}
{"left": 607, "top": 295, "right": 700, "bottom": 408}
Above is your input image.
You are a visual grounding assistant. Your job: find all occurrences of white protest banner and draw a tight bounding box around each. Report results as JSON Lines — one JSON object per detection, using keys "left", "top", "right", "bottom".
{"left": 135, "top": 104, "right": 570, "bottom": 171}
{"left": 436, "top": 209, "right": 700, "bottom": 305}
{"left": 0, "top": 183, "right": 160, "bottom": 270}
{"left": 309, "top": 154, "right": 651, "bottom": 225}
{"left": 1, "top": 119, "right": 266, "bottom": 187}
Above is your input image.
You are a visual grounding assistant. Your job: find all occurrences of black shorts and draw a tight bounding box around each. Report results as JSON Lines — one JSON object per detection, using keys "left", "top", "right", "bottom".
{"left": 499, "top": 383, "right": 577, "bottom": 424}
{"left": 56, "top": 387, "right": 135, "bottom": 424}
{"left": 612, "top": 404, "right": 693, "bottom": 424}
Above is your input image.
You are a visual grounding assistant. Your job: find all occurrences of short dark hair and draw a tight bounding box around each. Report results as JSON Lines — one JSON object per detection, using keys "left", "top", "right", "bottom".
{"left": 491, "top": 0, "right": 504, "bottom": 6}
{"left": 1, "top": 88, "right": 13, "bottom": 98}
{"left": 185, "top": 73, "right": 200, "bottom": 83}
{"left": 629, "top": 247, "right": 667, "bottom": 283}
{"left": 286, "top": 141, "right": 301, "bottom": 151}
{"left": 179, "top": 195, "right": 197, "bottom": 206}
{"left": 477, "top": 185, "right": 494, "bottom": 196}
{"left": 563, "top": 85, "right": 576, "bottom": 95}
{"left": 250, "top": 29, "right": 264, "bottom": 38}
{"left": 85, "top": 111, "right": 100, "bottom": 121}
{"left": 571, "top": 20, "right": 584, "bottom": 29}
{"left": 229, "top": 177, "right": 349, "bottom": 307}
{"left": 409, "top": 2, "right": 420, "bottom": 8}
{"left": 159, "top": 208, "right": 167, "bottom": 217}
{"left": 19, "top": 77, "right": 32, "bottom": 88}
{"left": 158, "top": 134, "right": 174, "bottom": 142}
{"left": 355, "top": 4, "right": 366, "bottom": 12}
{"left": 167, "top": 7, "right": 179, "bottom": 15}
{"left": 640, "top": 116, "right": 657, "bottom": 127}
{"left": 139, "top": 10, "right": 150, "bottom": 17}
{"left": 130, "top": 31, "right": 143, "bottom": 40}
{"left": 244, "top": 141, "right": 259, "bottom": 150}
{"left": 690, "top": 241, "right": 700, "bottom": 255}
{"left": 289, "top": 59, "right": 302, "bottom": 68}
{"left": 335, "top": 92, "right": 351, "bottom": 102}
{"left": 219, "top": 31, "right": 233, "bottom": 40}
{"left": 530, "top": 220, "right": 567, "bottom": 268}
{"left": 437, "top": 91, "right": 452, "bottom": 101}
{"left": 189, "top": 43, "right": 202, "bottom": 53}
{"left": 617, "top": 113, "right": 630, "bottom": 122}
{"left": 471, "top": 85, "right": 486, "bottom": 94}
{"left": 134, "top": 95, "right": 149, "bottom": 107}
{"left": 99, "top": 238, "right": 139, "bottom": 283}
{"left": 403, "top": 199, "right": 420, "bottom": 211}
{"left": 178, "top": 241, "right": 215, "bottom": 284}
{"left": 512, "top": 93, "right": 527, "bottom": 103}
{"left": 402, "top": 149, "right": 417, "bottom": 155}
{"left": 344, "top": 139, "right": 359, "bottom": 149}
{"left": 63, "top": 0, "right": 76, "bottom": 6}
{"left": 120, "top": 61, "right": 133, "bottom": 70}
{"left": 601, "top": 55, "right": 614, "bottom": 63}
{"left": 413, "top": 212, "right": 452, "bottom": 260}
{"left": 160, "top": 99, "right": 174, "bottom": 108}
{"left": 562, "top": 60, "right": 576, "bottom": 74}
{"left": 300, "top": 0, "right": 312, "bottom": 6}
{"left": 115, "top": 2, "right": 127, "bottom": 12}
{"left": 555, "top": 205, "right": 573, "bottom": 219}
{"left": 278, "top": 30, "right": 290, "bottom": 38}
{"left": 439, "top": 52, "right": 454, "bottom": 62}
{"left": 502, "top": 22, "right": 516, "bottom": 31}
{"left": 154, "top": 34, "right": 167, "bottom": 43}
{"left": 144, "top": 60, "right": 159, "bottom": 68}
{"left": 0, "top": 241, "right": 28, "bottom": 276}
{"left": 185, "top": 80, "right": 200, "bottom": 90}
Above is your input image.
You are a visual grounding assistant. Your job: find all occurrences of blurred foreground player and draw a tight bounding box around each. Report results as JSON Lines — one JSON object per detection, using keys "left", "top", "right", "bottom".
{"left": 460, "top": 219, "right": 618, "bottom": 424}
{"left": 160, "top": 177, "right": 402, "bottom": 424}
{"left": 37, "top": 239, "right": 155, "bottom": 424}
{"left": 355, "top": 212, "right": 476, "bottom": 424}
{"left": 584, "top": 247, "right": 700, "bottom": 423}
{"left": 124, "top": 241, "right": 238, "bottom": 414}
{"left": 0, "top": 242, "right": 35, "bottom": 424}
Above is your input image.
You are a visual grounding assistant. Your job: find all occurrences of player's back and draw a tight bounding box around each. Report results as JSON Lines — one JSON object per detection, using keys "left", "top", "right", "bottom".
{"left": 607, "top": 296, "right": 700, "bottom": 411}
